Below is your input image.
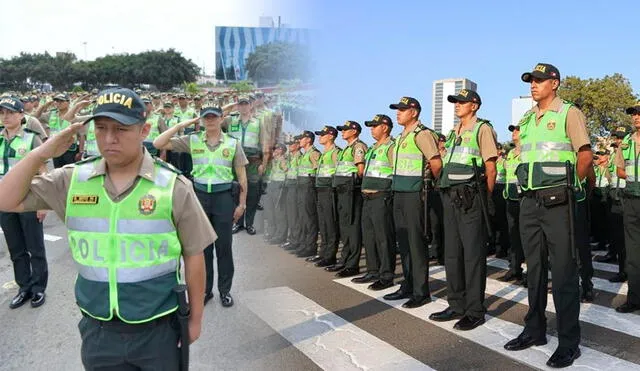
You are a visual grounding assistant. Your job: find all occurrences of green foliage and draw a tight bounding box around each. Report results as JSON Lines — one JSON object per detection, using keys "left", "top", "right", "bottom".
{"left": 245, "top": 42, "right": 312, "bottom": 87}
{"left": 559, "top": 74, "right": 637, "bottom": 138}
{"left": 183, "top": 82, "right": 200, "bottom": 94}
{"left": 71, "top": 85, "right": 85, "bottom": 93}
{"left": 229, "top": 80, "right": 255, "bottom": 93}
{"left": 0, "top": 49, "right": 200, "bottom": 92}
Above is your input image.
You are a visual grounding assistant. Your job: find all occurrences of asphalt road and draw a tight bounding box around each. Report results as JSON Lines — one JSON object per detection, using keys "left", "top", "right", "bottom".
{"left": 0, "top": 212, "right": 638, "bottom": 371}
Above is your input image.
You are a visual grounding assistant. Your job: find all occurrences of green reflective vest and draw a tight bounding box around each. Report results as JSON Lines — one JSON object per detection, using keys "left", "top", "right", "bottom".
{"left": 163, "top": 116, "right": 180, "bottom": 133}
{"left": 145, "top": 114, "right": 162, "bottom": 143}
{"left": 0, "top": 131, "right": 35, "bottom": 178}
{"left": 334, "top": 140, "right": 365, "bottom": 186}
{"left": 174, "top": 107, "right": 196, "bottom": 122}
{"left": 298, "top": 146, "right": 319, "bottom": 184}
{"left": 496, "top": 157, "right": 506, "bottom": 184}
{"left": 269, "top": 157, "right": 287, "bottom": 182}
{"left": 50, "top": 110, "right": 77, "bottom": 151}
{"left": 362, "top": 139, "right": 394, "bottom": 191}
{"left": 503, "top": 149, "right": 521, "bottom": 200}
{"left": 595, "top": 165, "right": 610, "bottom": 188}
{"left": 190, "top": 132, "right": 236, "bottom": 193}
{"left": 439, "top": 120, "right": 486, "bottom": 188}
{"left": 515, "top": 102, "right": 580, "bottom": 192}
{"left": 622, "top": 134, "right": 640, "bottom": 196}
{"left": 228, "top": 117, "right": 261, "bottom": 157}
{"left": 316, "top": 145, "right": 341, "bottom": 188}
{"left": 66, "top": 158, "right": 181, "bottom": 323}
{"left": 609, "top": 154, "right": 625, "bottom": 189}
{"left": 392, "top": 124, "right": 433, "bottom": 192}
{"left": 285, "top": 152, "right": 300, "bottom": 186}
{"left": 85, "top": 122, "right": 99, "bottom": 157}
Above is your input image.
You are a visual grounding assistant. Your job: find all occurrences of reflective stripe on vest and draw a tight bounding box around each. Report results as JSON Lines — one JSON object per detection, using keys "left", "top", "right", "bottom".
{"left": 228, "top": 117, "right": 260, "bottom": 152}
{"left": 190, "top": 132, "right": 236, "bottom": 192}
{"left": 335, "top": 143, "right": 359, "bottom": 177}
{"left": 298, "top": 147, "right": 319, "bottom": 178}
{"left": 440, "top": 121, "right": 485, "bottom": 187}
{"left": 0, "top": 132, "right": 35, "bottom": 176}
{"left": 49, "top": 110, "right": 70, "bottom": 134}
{"left": 362, "top": 140, "right": 394, "bottom": 191}
{"left": 496, "top": 158, "right": 506, "bottom": 184}
{"left": 392, "top": 126, "right": 428, "bottom": 192}
{"left": 316, "top": 146, "right": 340, "bottom": 187}
{"left": 502, "top": 149, "right": 521, "bottom": 200}
{"left": 269, "top": 158, "right": 287, "bottom": 182}
{"left": 66, "top": 159, "right": 181, "bottom": 323}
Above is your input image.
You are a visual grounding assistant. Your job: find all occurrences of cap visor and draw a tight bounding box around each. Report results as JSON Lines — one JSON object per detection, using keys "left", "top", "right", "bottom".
{"left": 626, "top": 107, "right": 640, "bottom": 114}
{"left": 0, "top": 104, "right": 20, "bottom": 112}
{"left": 336, "top": 126, "right": 348, "bottom": 131}
{"left": 508, "top": 125, "right": 519, "bottom": 132}
{"left": 522, "top": 70, "right": 552, "bottom": 83}
{"left": 313, "top": 131, "right": 324, "bottom": 135}
{"left": 200, "top": 110, "right": 221, "bottom": 117}
{"left": 389, "top": 103, "right": 409, "bottom": 110}
{"left": 84, "top": 112, "right": 141, "bottom": 126}
{"left": 364, "top": 121, "right": 378, "bottom": 127}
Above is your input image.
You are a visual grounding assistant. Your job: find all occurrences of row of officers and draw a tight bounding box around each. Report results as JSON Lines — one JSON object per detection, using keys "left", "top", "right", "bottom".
{"left": 258, "top": 63, "right": 640, "bottom": 369}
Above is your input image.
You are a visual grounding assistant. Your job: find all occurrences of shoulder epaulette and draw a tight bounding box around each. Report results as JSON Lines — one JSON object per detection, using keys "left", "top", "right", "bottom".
{"left": 75, "top": 155, "right": 102, "bottom": 165}
{"left": 153, "top": 157, "right": 182, "bottom": 175}
{"left": 22, "top": 128, "right": 36, "bottom": 134}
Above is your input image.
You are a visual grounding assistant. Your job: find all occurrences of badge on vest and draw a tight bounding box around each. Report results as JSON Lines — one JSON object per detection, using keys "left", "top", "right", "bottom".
{"left": 192, "top": 149, "right": 205, "bottom": 154}
{"left": 71, "top": 195, "right": 99, "bottom": 205}
{"left": 401, "top": 141, "right": 408, "bottom": 148}
{"left": 17, "top": 148, "right": 27, "bottom": 156}
{"left": 223, "top": 148, "right": 230, "bottom": 158}
{"left": 138, "top": 194, "right": 157, "bottom": 215}
{"left": 547, "top": 121, "right": 556, "bottom": 130}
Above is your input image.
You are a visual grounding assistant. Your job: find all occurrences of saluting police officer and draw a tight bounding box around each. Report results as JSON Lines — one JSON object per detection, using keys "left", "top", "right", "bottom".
{"left": 429, "top": 89, "right": 497, "bottom": 330}
{"left": 154, "top": 104, "right": 248, "bottom": 308}
{"left": 294, "top": 131, "right": 321, "bottom": 258}
{"left": 326, "top": 121, "right": 367, "bottom": 278}
{"left": 0, "top": 97, "right": 49, "bottom": 309}
{"left": 0, "top": 88, "right": 213, "bottom": 370}
{"left": 385, "top": 97, "right": 441, "bottom": 309}
{"left": 499, "top": 125, "right": 525, "bottom": 285}
{"left": 226, "top": 96, "right": 270, "bottom": 236}
{"left": 354, "top": 114, "right": 396, "bottom": 290}
{"left": 613, "top": 102, "right": 640, "bottom": 313}
{"left": 312, "top": 126, "right": 341, "bottom": 267}
{"left": 281, "top": 138, "right": 303, "bottom": 251}
{"left": 34, "top": 93, "right": 80, "bottom": 167}
{"left": 504, "top": 63, "right": 592, "bottom": 368}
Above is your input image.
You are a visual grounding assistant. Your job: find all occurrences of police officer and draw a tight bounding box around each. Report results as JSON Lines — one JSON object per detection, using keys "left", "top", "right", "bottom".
{"left": 498, "top": 125, "right": 525, "bottom": 285}
{"left": 281, "top": 138, "right": 302, "bottom": 251}
{"left": 264, "top": 143, "right": 288, "bottom": 245}
{"left": 154, "top": 104, "right": 248, "bottom": 308}
{"left": 607, "top": 127, "right": 628, "bottom": 282}
{"left": 504, "top": 63, "right": 591, "bottom": 368}
{"left": 429, "top": 89, "right": 497, "bottom": 330}
{"left": 34, "top": 93, "right": 80, "bottom": 167}
{"left": 385, "top": 97, "right": 441, "bottom": 308}
{"left": 173, "top": 94, "right": 198, "bottom": 175}
{"left": 294, "top": 130, "right": 320, "bottom": 258}
{"left": 427, "top": 134, "right": 447, "bottom": 265}
{"left": 591, "top": 150, "right": 611, "bottom": 260}
{"left": 312, "top": 126, "right": 341, "bottom": 267}
{"left": 0, "top": 88, "right": 213, "bottom": 369}
{"left": 613, "top": 102, "right": 640, "bottom": 313}
{"left": 226, "top": 96, "right": 270, "bottom": 236}
{"left": 355, "top": 114, "right": 396, "bottom": 290}
{"left": 492, "top": 144, "right": 510, "bottom": 257}
{"left": 0, "top": 97, "right": 48, "bottom": 309}
{"left": 325, "top": 121, "right": 367, "bottom": 278}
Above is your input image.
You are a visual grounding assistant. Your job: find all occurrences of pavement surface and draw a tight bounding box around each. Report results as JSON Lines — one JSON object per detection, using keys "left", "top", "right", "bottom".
{"left": 0, "top": 211, "right": 638, "bottom": 371}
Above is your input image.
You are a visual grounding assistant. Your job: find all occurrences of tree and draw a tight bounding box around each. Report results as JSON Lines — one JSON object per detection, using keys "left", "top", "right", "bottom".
{"left": 559, "top": 74, "right": 637, "bottom": 138}
{"left": 183, "top": 82, "right": 200, "bottom": 95}
{"left": 245, "top": 42, "right": 312, "bottom": 87}
{"left": 229, "top": 81, "right": 255, "bottom": 93}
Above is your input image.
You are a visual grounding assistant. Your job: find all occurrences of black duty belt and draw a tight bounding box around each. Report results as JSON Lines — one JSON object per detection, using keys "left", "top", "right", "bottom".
{"left": 82, "top": 312, "right": 173, "bottom": 332}
{"left": 362, "top": 191, "right": 389, "bottom": 200}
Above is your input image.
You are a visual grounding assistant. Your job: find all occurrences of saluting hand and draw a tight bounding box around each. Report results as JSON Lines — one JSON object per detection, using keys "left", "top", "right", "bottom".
{"left": 35, "top": 122, "right": 84, "bottom": 160}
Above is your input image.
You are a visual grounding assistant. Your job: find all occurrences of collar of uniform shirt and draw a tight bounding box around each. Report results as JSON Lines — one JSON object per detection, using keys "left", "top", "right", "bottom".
{"left": 532, "top": 96, "right": 563, "bottom": 120}
{"left": 87, "top": 147, "right": 156, "bottom": 182}
{"left": 1, "top": 125, "right": 26, "bottom": 140}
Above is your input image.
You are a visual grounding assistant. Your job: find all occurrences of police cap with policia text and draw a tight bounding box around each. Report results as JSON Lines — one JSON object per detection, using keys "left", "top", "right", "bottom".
{"left": 0, "top": 97, "right": 25, "bottom": 112}
{"left": 447, "top": 89, "right": 482, "bottom": 106}
{"left": 314, "top": 126, "right": 338, "bottom": 137}
{"left": 364, "top": 114, "right": 393, "bottom": 128}
{"left": 83, "top": 88, "right": 147, "bottom": 125}
{"left": 521, "top": 63, "right": 561, "bottom": 82}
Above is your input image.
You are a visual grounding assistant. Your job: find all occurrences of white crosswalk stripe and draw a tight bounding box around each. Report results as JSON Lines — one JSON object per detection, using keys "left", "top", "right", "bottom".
{"left": 243, "top": 286, "right": 435, "bottom": 371}
{"left": 487, "top": 257, "right": 629, "bottom": 295}
{"left": 429, "top": 267, "right": 640, "bottom": 339}
{"left": 334, "top": 277, "right": 640, "bottom": 371}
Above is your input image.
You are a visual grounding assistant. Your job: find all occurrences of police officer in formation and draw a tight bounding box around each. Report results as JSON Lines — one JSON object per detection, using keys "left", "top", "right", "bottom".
{"left": 606, "top": 126, "right": 628, "bottom": 282}
{"left": 153, "top": 103, "right": 248, "bottom": 308}
{"left": 311, "top": 126, "right": 341, "bottom": 267}
{"left": 294, "top": 130, "right": 321, "bottom": 258}
{"left": 0, "top": 97, "right": 49, "bottom": 309}
{"left": 0, "top": 88, "right": 212, "bottom": 369}
{"left": 281, "top": 138, "right": 303, "bottom": 251}
{"left": 429, "top": 89, "right": 497, "bottom": 330}
{"left": 263, "top": 143, "right": 289, "bottom": 245}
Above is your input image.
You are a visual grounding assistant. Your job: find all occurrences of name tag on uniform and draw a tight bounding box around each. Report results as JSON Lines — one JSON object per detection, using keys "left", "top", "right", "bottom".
{"left": 192, "top": 149, "right": 205, "bottom": 154}
{"left": 72, "top": 195, "right": 99, "bottom": 205}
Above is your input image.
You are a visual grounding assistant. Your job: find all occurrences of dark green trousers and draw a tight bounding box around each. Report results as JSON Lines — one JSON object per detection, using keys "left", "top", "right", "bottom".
{"left": 317, "top": 188, "right": 339, "bottom": 260}
{"left": 285, "top": 185, "right": 301, "bottom": 246}
{"left": 361, "top": 192, "right": 395, "bottom": 281}
{"left": 337, "top": 190, "right": 363, "bottom": 269}
{"left": 609, "top": 189, "right": 626, "bottom": 274}
{"left": 79, "top": 315, "right": 179, "bottom": 370}
{"left": 264, "top": 181, "right": 287, "bottom": 242}
{"left": 520, "top": 194, "right": 580, "bottom": 349}
{"left": 441, "top": 187, "right": 487, "bottom": 317}
{"left": 622, "top": 195, "right": 640, "bottom": 306}
{"left": 297, "top": 180, "right": 318, "bottom": 253}
{"left": 394, "top": 191, "right": 429, "bottom": 297}
{"left": 505, "top": 199, "right": 524, "bottom": 274}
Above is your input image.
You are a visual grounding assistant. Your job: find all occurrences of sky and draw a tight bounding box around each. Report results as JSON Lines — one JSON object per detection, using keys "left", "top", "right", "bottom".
{"left": 4, "top": 1, "right": 640, "bottom": 143}
{"left": 1, "top": 0, "right": 312, "bottom": 75}
{"left": 308, "top": 0, "right": 640, "bottom": 142}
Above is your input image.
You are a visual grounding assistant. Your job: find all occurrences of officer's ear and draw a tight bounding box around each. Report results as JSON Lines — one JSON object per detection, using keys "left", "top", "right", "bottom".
{"left": 551, "top": 79, "right": 560, "bottom": 91}
{"left": 140, "top": 121, "right": 151, "bottom": 138}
